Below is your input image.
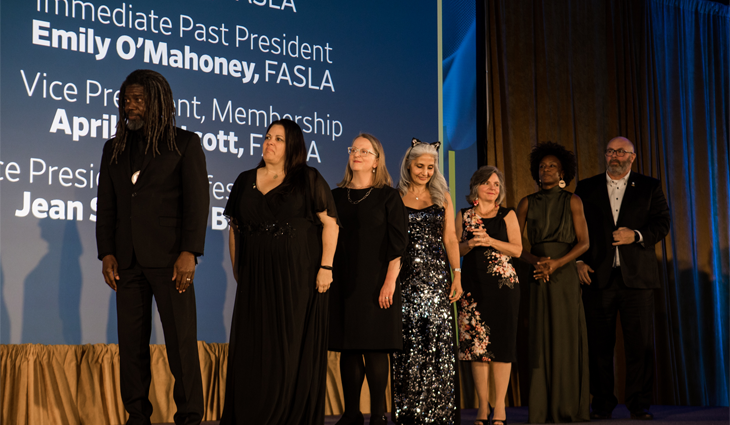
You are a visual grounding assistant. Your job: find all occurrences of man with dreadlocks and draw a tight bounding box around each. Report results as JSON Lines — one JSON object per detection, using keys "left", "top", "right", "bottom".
{"left": 96, "top": 69, "right": 208, "bottom": 425}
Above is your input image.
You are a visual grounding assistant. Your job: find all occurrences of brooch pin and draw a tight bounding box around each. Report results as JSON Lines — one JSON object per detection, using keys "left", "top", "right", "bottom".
{"left": 631, "top": 182, "right": 635, "bottom": 187}
{"left": 131, "top": 170, "right": 140, "bottom": 184}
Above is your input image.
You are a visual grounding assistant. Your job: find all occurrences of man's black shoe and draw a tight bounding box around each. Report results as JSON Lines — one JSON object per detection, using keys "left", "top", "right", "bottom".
{"left": 589, "top": 411, "right": 612, "bottom": 420}
{"left": 630, "top": 410, "right": 654, "bottom": 420}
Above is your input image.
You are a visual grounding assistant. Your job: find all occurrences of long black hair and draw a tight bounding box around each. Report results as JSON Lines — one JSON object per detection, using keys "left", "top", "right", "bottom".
{"left": 257, "top": 118, "right": 307, "bottom": 182}
{"left": 110, "top": 69, "right": 177, "bottom": 163}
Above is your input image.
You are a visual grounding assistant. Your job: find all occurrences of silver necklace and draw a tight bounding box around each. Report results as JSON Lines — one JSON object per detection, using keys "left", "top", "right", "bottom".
{"left": 412, "top": 189, "right": 428, "bottom": 200}
{"left": 347, "top": 187, "right": 374, "bottom": 204}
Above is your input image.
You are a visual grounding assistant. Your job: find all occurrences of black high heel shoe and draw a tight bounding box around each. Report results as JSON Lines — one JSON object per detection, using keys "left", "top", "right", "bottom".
{"left": 492, "top": 419, "right": 507, "bottom": 425}
{"left": 474, "top": 401, "right": 493, "bottom": 425}
{"left": 369, "top": 414, "right": 388, "bottom": 425}
{"left": 335, "top": 411, "right": 364, "bottom": 425}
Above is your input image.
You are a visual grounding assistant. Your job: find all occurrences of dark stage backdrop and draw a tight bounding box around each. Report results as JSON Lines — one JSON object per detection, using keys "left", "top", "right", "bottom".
{"left": 0, "top": 1, "right": 440, "bottom": 345}
{"left": 484, "top": 0, "right": 728, "bottom": 407}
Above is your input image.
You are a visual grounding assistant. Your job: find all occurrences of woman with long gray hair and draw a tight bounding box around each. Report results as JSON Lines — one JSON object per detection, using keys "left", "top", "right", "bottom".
{"left": 391, "top": 139, "right": 463, "bottom": 425}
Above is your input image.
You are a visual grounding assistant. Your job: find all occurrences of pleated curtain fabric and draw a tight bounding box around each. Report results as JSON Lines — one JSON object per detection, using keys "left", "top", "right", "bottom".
{"left": 485, "top": 0, "right": 729, "bottom": 407}
{"left": 0, "top": 343, "right": 228, "bottom": 424}
{"left": 0, "top": 344, "right": 392, "bottom": 424}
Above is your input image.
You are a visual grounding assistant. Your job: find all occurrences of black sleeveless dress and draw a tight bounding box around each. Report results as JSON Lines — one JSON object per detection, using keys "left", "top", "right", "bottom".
{"left": 458, "top": 207, "right": 520, "bottom": 363}
{"left": 525, "top": 186, "right": 589, "bottom": 423}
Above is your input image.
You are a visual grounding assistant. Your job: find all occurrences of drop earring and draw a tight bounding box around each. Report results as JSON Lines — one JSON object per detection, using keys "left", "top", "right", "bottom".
{"left": 559, "top": 178, "right": 566, "bottom": 188}
{"left": 372, "top": 167, "right": 376, "bottom": 173}
{"left": 473, "top": 198, "right": 479, "bottom": 206}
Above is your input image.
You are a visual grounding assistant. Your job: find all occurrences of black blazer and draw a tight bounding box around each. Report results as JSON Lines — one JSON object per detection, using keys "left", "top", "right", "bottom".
{"left": 575, "top": 172, "right": 670, "bottom": 289}
{"left": 96, "top": 128, "right": 209, "bottom": 269}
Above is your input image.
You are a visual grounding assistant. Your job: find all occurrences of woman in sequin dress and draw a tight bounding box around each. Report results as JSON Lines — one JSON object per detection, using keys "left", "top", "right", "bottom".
{"left": 220, "top": 119, "right": 339, "bottom": 425}
{"left": 456, "top": 166, "right": 522, "bottom": 425}
{"left": 392, "top": 139, "right": 463, "bottom": 425}
{"left": 516, "top": 142, "right": 590, "bottom": 423}
{"left": 329, "top": 134, "right": 408, "bottom": 425}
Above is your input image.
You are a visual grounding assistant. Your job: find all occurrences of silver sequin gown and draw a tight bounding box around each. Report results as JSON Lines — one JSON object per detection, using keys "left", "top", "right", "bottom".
{"left": 392, "top": 205, "right": 459, "bottom": 425}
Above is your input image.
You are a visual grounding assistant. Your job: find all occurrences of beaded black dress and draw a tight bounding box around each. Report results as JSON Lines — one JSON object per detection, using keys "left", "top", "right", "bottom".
{"left": 392, "top": 204, "right": 459, "bottom": 425}
{"left": 220, "top": 167, "right": 338, "bottom": 425}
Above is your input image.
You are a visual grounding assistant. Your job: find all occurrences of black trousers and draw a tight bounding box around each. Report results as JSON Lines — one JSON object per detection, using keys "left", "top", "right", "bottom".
{"left": 581, "top": 267, "right": 654, "bottom": 414}
{"left": 117, "top": 259, "right": 204, "bottom": 425}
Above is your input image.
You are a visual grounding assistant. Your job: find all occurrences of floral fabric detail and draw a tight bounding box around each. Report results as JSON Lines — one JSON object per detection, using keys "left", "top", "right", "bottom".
{"left": 461, "top": 207, "right": 519, "bottom": 289}
{"left": 483, "top": 248, "right": 518, "bottom": 289}
{"left": 461, "top": 208, "right": 482, "bottom": 241}
{"left": 458, "top": 293, "right": 495, "bottom": 362}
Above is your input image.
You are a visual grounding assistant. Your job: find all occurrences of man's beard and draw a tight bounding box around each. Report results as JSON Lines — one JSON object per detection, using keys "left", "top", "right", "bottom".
{"left": 126, "top": 118, "right": 144, "bottom": 131}
{"left": 607, "top": 158, "right": 630, "bottom": 175}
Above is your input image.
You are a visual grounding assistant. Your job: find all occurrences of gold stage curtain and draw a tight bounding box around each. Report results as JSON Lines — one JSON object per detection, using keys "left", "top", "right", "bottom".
{"left": 0, "top": 343, "right": 382, "bottom": 425}
{"left": 1, "top": 343, "right": 227, "bottom": 425}
{"left": 2, "top": 342, "right": 517, "bottom": 424}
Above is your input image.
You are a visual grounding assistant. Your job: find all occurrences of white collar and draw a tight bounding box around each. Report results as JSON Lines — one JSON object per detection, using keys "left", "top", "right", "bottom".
{"left": 606, "top": 170, "right": 631, "bottom": 185}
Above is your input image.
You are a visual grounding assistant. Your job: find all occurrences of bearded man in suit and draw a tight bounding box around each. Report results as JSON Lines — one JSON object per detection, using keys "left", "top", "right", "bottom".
{"left": 574, "top": 136, "right": 670, "bottom": 421}
{"left": 96, "top": 69, "right": 209, "bottom": 425}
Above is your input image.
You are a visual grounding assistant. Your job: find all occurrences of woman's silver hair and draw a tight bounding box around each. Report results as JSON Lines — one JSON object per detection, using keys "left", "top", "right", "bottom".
{"left": 466, "top": 165, "right": 506, "bottom": 206}
{"left": 398, "top": 143, "right": 449, "bottom": 207}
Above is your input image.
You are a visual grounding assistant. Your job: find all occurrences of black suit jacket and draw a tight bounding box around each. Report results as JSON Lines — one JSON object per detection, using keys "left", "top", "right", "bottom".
{"left": 96, "top": 128, "right": 209, "bottom": 269}
{"left": 575, "top": 172, "right": 670, "bottom": 289}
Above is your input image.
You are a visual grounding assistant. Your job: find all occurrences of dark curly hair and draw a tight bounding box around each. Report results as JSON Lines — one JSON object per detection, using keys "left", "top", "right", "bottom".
{"left": 529, "top": 141, "right": 577, "bottom": 185}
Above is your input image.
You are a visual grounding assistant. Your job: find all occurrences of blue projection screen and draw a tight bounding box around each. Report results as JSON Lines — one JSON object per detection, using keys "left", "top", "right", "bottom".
{"left": 0, "top": 0, "right": 439, "bottom": 344}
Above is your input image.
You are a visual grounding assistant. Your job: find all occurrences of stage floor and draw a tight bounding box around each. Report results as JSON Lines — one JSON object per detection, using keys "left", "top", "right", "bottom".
{"left": 183, "top": 405, "right": 729, "bottom": 425}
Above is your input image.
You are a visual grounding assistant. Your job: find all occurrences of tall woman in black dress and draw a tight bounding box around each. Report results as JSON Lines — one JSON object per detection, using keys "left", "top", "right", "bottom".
{"left": 329, "top": 134, "right": 408, "bottom": 425}
{"left": 456, "top": 166, "right": 522, "bottom": 425}
{"left": 516, "top": 142, "right": 590, "bottom": 423}
{"left": 220, "top": 119, "right": 339, "bottom": 425}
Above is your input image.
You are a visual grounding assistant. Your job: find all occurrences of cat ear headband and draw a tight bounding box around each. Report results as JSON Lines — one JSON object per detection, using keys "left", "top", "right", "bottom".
{"left": 411, "top": 138, "right": 442, "bottom": 151}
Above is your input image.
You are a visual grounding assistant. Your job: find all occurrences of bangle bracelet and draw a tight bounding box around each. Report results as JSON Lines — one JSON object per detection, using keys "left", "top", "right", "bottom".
{"left": 320, "top": 265, "right": 333, "bottom": 270}
{"left": 453, "top": 268, "right": 462, "bottom": 273}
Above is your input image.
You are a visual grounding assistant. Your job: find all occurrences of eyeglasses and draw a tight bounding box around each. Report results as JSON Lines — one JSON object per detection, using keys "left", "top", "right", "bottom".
{"left": 348, "top": 147, "right": 379, "bottom": 158}
{"left": 605, "top": 148, "right": 635, "bottom": 158}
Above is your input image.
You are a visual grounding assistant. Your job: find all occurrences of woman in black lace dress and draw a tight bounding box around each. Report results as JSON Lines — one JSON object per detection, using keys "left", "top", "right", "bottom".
{"left": 220, "top": 119, "right": 339, "bottom": 425}
{"left": 391, "top": 139, "right": 463, "bottom": 425}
